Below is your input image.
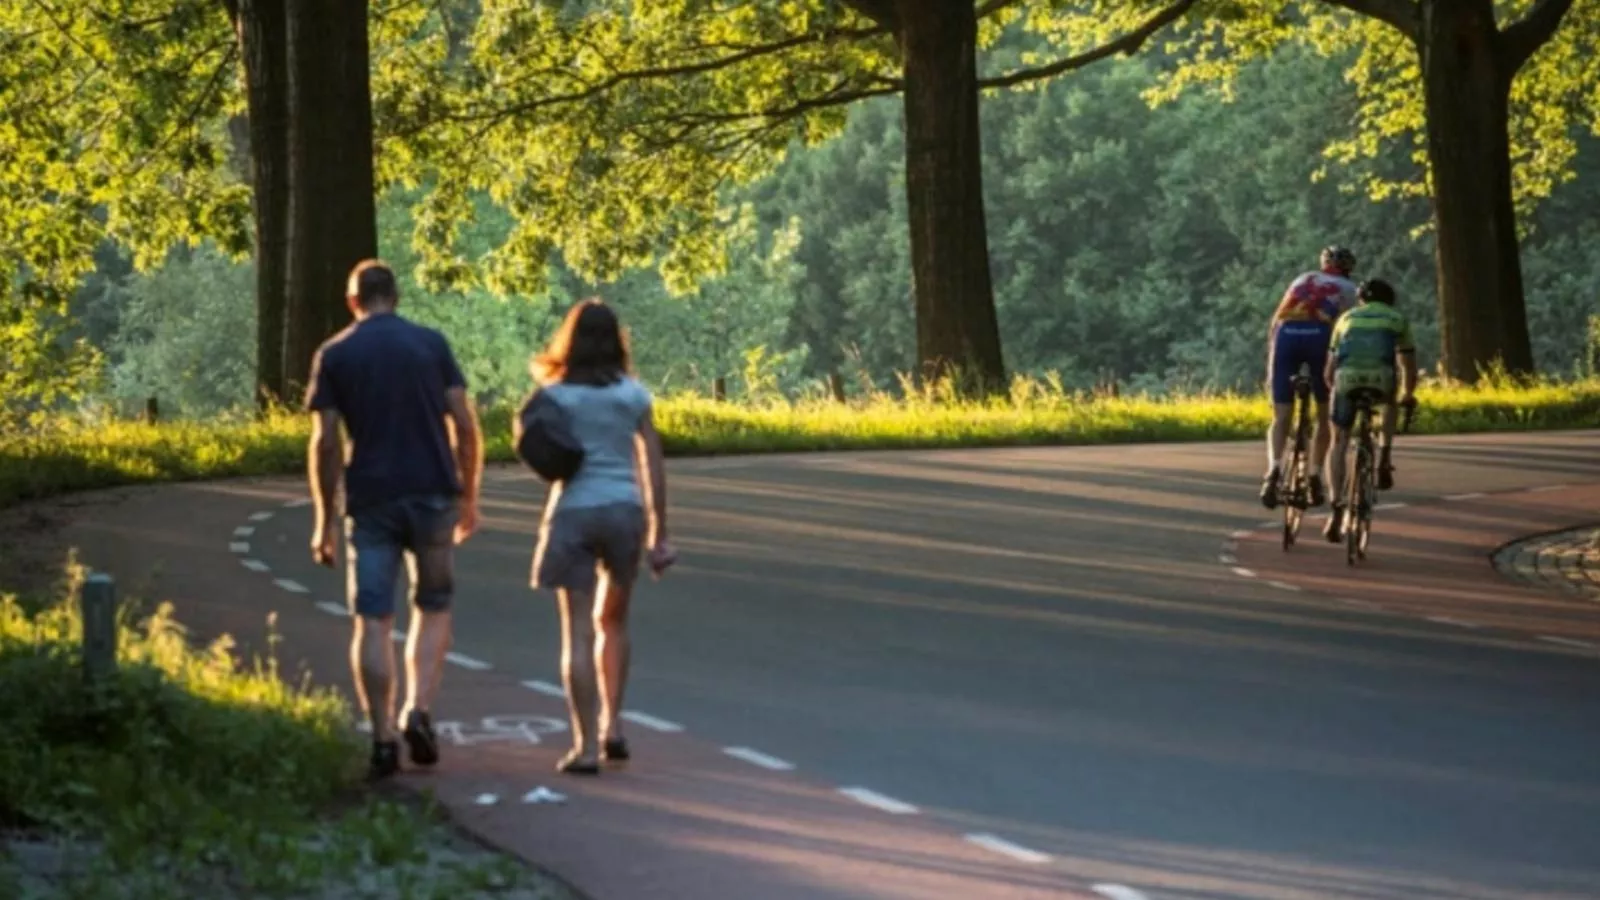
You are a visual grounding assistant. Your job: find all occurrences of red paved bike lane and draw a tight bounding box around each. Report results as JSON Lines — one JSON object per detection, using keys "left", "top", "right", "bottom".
{"left": 53, "top": 477, "right": 1096, "bottom": 900}
{"left": 1229, "top": 482, "right": 1600, "bottom": 650}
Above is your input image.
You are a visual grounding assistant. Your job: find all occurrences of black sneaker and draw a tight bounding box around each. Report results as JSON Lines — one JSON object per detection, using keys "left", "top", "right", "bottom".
{"left": 1308, "top": 474, "right": 1327, "bottom": 508}
{"left": 1260, "top": 471, "right": 1281, "bottom": 510}
{"left": 403, "top": 710, "right": 440, "bottom": 768}
{"left": 369, "top": 740, "right": 401, "bottom": 780}
{"left": 1324, "top": 505, "right": 1345, "bottom": 543}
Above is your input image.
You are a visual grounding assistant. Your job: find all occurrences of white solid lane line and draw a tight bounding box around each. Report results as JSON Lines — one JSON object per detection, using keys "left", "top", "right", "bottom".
{"left": 964, "top": 833, "right": 1050, "bottom": 864}
{"left": 1528, "top": 484, "right": 1569, "bottom": 493}
{"left": 1427, "top": 616, "right": 1480, "bottom": 629}
{"left": 273, "top": 578, "right": 310, "bottom": 594}
{"left": 722, "top": 747, "right": 795, "bottom": 771}
{"left": 1444, "top": 492, "right": 1487, "bottom": 501}
{"left": 838, "top": 787, "right": 918, "bottom": 815}
{"left": 241, "top": 559, "right": 270, "bottom": 572}
{"left": 522, "top": 680, "right": 566, "bottom": 697}
{"left": 1539, "top": 636, "right": 1596, "bottom": 650}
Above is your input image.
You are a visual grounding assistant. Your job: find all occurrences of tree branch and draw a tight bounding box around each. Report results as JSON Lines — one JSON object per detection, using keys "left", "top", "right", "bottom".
{"left": 1320, "top": 0, "right": 1420, "bottom": 40}
{"left": 1500, "top": 0, "right": 1577, "bottom": 72}
{"left": 978, "top": 0, "right": 1199, "bottom": 90}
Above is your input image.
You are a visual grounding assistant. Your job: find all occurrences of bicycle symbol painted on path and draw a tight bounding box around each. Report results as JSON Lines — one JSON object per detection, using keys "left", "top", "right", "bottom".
{"left": 434, "top": 714, "right": 569, "bottom": 746}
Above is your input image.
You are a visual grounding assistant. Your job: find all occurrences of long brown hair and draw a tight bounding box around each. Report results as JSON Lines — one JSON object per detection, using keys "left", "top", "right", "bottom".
{"left": 531, "top": 297, "right": 633, "bottom": 386}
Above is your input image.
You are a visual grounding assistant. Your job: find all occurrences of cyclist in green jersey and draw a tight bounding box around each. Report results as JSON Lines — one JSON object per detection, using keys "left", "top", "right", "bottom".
{"left": 1322, "top": 278, "right": 1419, "bottom": 543}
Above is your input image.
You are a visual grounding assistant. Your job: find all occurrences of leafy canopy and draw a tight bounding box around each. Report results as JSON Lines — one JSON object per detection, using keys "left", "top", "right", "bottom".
{"left": 1146, "top": 0, "right": 1600, "bottom": 229}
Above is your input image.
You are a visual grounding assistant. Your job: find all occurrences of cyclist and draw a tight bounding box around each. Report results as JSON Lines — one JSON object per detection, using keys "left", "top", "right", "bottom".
{"left": 1322, "top": 277, "right": 1418, "bottom": 543}
{"left": 1260, "top": 245, "right": 1359, "bottom": 510}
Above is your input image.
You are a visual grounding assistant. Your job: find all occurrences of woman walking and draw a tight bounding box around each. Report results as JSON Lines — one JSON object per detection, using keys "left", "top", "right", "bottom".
{"left": 528, "top": 298, "right": 676, "bottom": 775}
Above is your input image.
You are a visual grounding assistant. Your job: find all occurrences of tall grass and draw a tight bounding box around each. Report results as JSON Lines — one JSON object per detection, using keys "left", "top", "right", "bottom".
{"left": 3, "top": 374, "right": 1597, "bottom": 509}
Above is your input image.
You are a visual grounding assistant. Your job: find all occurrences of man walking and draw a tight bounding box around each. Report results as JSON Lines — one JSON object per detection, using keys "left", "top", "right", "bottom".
{"left": 304, "top": 259, "right": 483, "bottom": 779}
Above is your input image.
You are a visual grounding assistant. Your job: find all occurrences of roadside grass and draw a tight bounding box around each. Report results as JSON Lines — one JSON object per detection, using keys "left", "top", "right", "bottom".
{"left": 3, "top": 374, "right": 1598, "bottom": 508}
{"left": 0, "top": 557, "right": 545, "bottom": 899}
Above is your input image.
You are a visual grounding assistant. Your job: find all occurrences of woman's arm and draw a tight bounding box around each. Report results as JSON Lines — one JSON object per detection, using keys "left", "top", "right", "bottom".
{"left": 636, "top": 407, "right": 668, "bottom": 546}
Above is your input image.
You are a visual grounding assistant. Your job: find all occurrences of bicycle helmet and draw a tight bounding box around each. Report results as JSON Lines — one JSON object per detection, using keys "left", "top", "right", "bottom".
{"left": 1357, "top": 278, "right": 1396, "bottom": 306}
{"left": 1320, "top": 245, "right": 1357, "bottom": 275}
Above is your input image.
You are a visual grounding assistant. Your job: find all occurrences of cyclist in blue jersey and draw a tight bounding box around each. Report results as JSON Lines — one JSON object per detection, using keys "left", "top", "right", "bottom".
{"left": 1260, "top": 245, "right": 1359, "bottom": 511}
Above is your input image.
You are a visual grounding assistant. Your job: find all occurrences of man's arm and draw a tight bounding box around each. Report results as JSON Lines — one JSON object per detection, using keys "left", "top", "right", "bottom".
{"left": 444, "top": 386, "right": 483, "bottom": 540}
{"left": 1395, "top": 318, "right": 1420, "bottom": 401}
{"left": 308, "top": 409, "right": 343, "bottom": 564}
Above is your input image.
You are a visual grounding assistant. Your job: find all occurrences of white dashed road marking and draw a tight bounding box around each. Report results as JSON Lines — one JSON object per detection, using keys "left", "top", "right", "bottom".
{"left": 838, "top": 787, "right": 918, "bottom": 815}
{"left": 965, "top": 833, "right": 1050, "bottom": 864}
{"left": 229, "top": 542, "right": 250, "bottom": 554}
{"left": 523, "top": 680, "right": 566, "bottom": 698}
{"left": 473, "top": 793, "right": 499, "bottom": 806}
{"left": 1427, "top": 616, "right": 1480, "bottom": 629}
{"left": 1375, "top": 501, "right": 1407, "bottom": 511}
{"left": 1218, "top": 554, "right": 1237, "bottom": 565}
{"left": 249, "top": 511, "right": 275, "bottom": 522}
{"left": 1231, "top": 567, "right": 1257, "bottom": 579}
{"left": 722, "top": 747, "right": 795, "bottom": 771}
{"left": 1539, "top": 636, "right": 1596, "bottom": 650}
{"left": 446, "top": 652, "right": 492, "bottom": 671}
{"left": 316, "top": 601, "right": 349, "bottom": 617}
{"left": 273, "top": 578, "right": 310, "bottom": 594}
{"left": 233, "top": 525, "right": 255, "bottom": 537}
{"left": 1444, "top": 492, "right": 1486, "bottom": 501}
{"left": 621, "top": 711, "right": 685, "bottom": 733}
{"left": 1092, "top": 886, "right": 1150, "bottom": 900}
{"left": 1529, "top": 484, "right": 1568, "bottom": 493}
{"left": 1230, "top": 530, "right": 1254, "bottom": 540}
{"left": 283, "top": 498, "right": 311, "bottom": 508}
{"left": 1267, "top": 580, "right": 1301, "bottom": 592}
{"left": 241, "top": 559, "right": 271, "bottom": 573}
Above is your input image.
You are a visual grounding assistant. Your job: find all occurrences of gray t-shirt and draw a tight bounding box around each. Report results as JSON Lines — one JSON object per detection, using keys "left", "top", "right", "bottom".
{"left": 542, "top": 376, "right": 653, "bottom": 513}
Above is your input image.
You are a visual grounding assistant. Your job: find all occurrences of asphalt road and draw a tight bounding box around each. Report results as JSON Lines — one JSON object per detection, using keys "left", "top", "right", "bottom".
{"left": 242, "top": 431, "right": 1600, "bottom": 899}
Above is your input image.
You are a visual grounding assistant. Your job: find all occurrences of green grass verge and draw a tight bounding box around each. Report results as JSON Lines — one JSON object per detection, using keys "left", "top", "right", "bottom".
{"left": 0, "top": 560, "right": 539, "bottom": 899}
{"left": 3, "top": 377, "right": 1598, "bottom": 509}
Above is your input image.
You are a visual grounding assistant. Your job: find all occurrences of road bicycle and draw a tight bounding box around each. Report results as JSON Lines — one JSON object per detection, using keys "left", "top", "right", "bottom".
{"left": 1280, "top": 363, "right": 1316, "bottom": 550}
{"left": 1337, "top": 387, "right": 1416, "bottom": 565}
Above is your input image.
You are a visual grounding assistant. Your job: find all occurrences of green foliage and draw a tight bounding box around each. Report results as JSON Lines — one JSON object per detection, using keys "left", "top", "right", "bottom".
{"left": 1149, "top": 0, "right": 1600, "bottom": 228}
{"left": 5, "top": 376, "right": 1600, "bottom": 510}
{"left": 0, "top": 564, "right": 546, "bottom": 897}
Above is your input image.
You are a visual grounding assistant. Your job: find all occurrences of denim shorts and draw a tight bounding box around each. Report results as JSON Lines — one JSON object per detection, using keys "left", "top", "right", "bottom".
{"left": 344, "top": 494, "right": 459, "bottom": 619}
{"left": 531, "top": 501, "right": 645, "bottom": 595}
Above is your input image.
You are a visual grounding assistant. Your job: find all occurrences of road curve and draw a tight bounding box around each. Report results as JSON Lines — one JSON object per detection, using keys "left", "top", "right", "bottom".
{"left": 57, "top": 430, "right": 1600, "bottom": 900}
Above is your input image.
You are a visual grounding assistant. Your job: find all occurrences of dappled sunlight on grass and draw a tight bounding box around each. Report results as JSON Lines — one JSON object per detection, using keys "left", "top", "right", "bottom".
{"left": 5, "top": 375, "right": 1598, "bottom": 508}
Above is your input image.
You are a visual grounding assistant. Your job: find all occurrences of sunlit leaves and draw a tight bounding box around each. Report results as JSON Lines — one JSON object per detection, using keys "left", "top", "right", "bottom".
{"left": 1145, "top": 0, "right": 1600, "bottom": 228}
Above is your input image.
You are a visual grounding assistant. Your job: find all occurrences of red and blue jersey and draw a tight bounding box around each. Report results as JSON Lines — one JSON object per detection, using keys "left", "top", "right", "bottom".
{"left": 1273, "top": 270, "right": 1357, "bottom": 332}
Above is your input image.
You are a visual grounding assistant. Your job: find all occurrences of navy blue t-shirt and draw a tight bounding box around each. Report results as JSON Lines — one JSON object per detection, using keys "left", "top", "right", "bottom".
{"left": 305, "top": 312, "right": 466, "bottom": 515}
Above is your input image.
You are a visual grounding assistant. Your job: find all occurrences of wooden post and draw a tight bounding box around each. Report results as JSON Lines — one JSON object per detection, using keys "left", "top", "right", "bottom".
{"left": 828, "top": 372, "right": 846, "bottom": 403}
{"left": 145, "top": 397, "right": 159, "bottom": 424}
{"left": 80, "top": 573, "right": 118, "bottom": 688}
{"left": 712, "top": 377, "right": 727, "bottom": 402}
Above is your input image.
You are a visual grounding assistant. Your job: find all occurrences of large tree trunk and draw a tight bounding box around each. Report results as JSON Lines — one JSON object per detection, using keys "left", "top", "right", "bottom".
{"left": 895, "top": 0, "right": 1006, "bottom": 395}
{"left": 283, "top": 0, "right": 378, "bottom": 400}
{"left": 1418, "top": 0, "right": 1534, "bottom": 382}
{"left": 236, "top": 0, "right": 290, "bottom": 409}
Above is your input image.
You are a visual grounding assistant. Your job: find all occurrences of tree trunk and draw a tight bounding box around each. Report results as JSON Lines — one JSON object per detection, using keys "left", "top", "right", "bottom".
{"left": 1418, "top": 0, "right": 1534, "bottom": 382}
{"left": 895, "top": 0, "right": 1006, "bottom": 395}
{"left": 283, "top": 0, "right": 378, "bottom": 400}
{"left": 237, "top": 0, "right": 290, "bottom": 409}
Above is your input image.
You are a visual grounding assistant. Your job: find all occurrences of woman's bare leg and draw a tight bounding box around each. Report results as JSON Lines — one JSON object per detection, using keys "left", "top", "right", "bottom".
{"left": 557, "top": 585, "right": 600, "bottom": 765}
{"left": 595, "top": 573, "right": 634, "bottom": 744}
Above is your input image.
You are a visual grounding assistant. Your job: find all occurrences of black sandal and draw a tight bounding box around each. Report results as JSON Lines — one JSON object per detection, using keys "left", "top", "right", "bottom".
{"left": 602, "top": 737, "right": 630, "bottom": 762}
{"left": 557, "top": 749, "right": 600, "bottom": 775}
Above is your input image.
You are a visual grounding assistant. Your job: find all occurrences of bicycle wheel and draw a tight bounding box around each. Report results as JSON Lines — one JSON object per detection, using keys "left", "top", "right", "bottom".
{"left": 1345, "top": 410, "right": 1369, "bottom": 566}
{"left": 1282, "top": 394, "right": 1309, "bottom": 549}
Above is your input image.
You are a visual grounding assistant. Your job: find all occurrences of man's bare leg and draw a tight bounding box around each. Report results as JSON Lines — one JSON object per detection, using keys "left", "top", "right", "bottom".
{"left": 1324, "top": 430, "right": 1351, "bottom": 541}
{"left": 403, "top": 609, "right": 452, "bottom": 716}
{"left": 595, "top": 575, "right": 634, "bottom": 750}
{"left": 558, "top": 586, "right": 601, "bottom": 771}
{"left": 352, "top": 615, "right": 397, "bottom": 741}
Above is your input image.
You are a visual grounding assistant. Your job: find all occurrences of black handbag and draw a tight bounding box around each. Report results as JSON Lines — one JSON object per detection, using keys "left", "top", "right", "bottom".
{"left": 513, "top": 389, "right": 585, "bottom": 483}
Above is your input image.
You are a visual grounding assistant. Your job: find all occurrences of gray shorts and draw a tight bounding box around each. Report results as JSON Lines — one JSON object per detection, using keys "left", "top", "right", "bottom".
{"left": 531, "top": 501, "right": 645, "bottom": 594}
